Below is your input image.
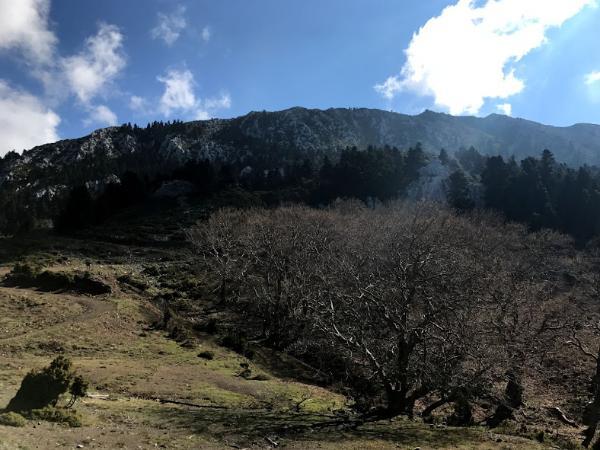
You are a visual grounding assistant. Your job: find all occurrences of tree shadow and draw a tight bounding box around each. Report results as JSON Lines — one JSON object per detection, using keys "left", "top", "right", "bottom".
{"left": 151, "top": 405, "right": 486, "bottom": 448}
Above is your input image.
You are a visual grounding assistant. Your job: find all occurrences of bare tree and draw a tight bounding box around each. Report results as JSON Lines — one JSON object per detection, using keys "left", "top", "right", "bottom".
{"left": 566, "top": 275, "right": 600, "bottom": 447}
{"left": 305, "top": 203, "right": 509, "bottom": 417}
{"left": 567, "top": 320, "right": 600, "bottom": 447}
{"left": 187, "top": 208, "right": 253, "bottom": 304}
{"left": 189, "top": 201, "right": 565, "bottom": 422}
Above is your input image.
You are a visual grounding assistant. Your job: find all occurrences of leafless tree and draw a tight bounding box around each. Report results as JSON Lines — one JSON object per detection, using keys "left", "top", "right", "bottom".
{"left": 189, "top": 201, "right": 565, "bottom": 422}
{"left": 566, "top": 275, "right": 600, "bottom": 447}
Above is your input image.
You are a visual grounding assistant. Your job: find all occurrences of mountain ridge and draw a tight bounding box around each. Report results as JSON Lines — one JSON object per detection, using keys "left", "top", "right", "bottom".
{"left": 2, "top": 106, "right": 600, "bottom": 232}
{"left": 10, "top": 106, "right": 600, "bottom": 165}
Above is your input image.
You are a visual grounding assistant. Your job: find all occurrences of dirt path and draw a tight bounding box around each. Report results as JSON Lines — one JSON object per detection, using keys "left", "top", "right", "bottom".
{"left": 0, "top": 285, "right": 115, "bottom": 344}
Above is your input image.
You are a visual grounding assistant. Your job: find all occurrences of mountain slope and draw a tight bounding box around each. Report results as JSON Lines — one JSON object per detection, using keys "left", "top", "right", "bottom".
{"left": 1, "top": 107, "right": 600, "bottom": 231}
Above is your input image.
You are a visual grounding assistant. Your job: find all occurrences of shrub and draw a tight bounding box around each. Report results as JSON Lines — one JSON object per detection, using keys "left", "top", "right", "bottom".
{"left": 0, "top": 412, "right": 27, "bottom": 427}
{"left": 4, "top": 262, "right": 42, "bottom": 286}
{"left": 250, "top": 374, "right": 271, "bottom": 381}
{"left": 10, "top": 262, "right": 42, "bottom": 278}
{"left": 4, "top": 266, "right": 111, "bottom": 295}
{"left": 117, "top": 273, "right": 149, "bottom": 291}
{"left": 219, "top": 333, "right": 254, "bottom": 359}
{"left": 536, "top": 431, "right": 545, "bottom": 443}
{"left": 238, "top": 362, "right": 252, "bottom": 379}
{"left": 29, "top": 406, "right": 82, "bottom": 427}
{"left": 67, "top": 375, "right": 88, "bottom": 408}
{"left": 6, "top": 356, "right": 74, "bottom": 412}
{"left": 197, "top": 350, "right": 215, "bottom": 360}
{"left": 6, "top": 357, "right": 89, "bottom": 414}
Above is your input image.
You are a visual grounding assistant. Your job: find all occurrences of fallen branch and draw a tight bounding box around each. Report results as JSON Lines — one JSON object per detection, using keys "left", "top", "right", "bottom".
{"left": 547, "top": 406, "right": 578, "bottom": 427}
{"left": 264, "top": 436, "right": 279, "bottom": 447}
{"left": 156, "top": 398, "right": 230, "bottom": 409}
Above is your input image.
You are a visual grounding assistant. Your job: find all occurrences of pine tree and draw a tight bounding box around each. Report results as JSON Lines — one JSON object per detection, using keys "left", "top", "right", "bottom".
{"left": 446, "top": 170, "right": 474, "bottom": 211}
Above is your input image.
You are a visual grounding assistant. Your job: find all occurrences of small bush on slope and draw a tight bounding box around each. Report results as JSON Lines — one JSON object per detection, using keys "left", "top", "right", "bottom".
{"left": 0, "top": 412, "right": 27, "bottom": 427}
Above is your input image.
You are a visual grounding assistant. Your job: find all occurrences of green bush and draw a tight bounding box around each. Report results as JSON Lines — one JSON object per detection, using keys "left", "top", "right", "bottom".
{"left": 11, "top": 262, "right": 42, "bottom": 277}
{"left": 4, "top": 265, "right": 111, "bottom": 295}
{"left": 6, "top": 356, "right": 74, "bottom": 412}
{"left": 197, "top": 350, "right": 215, "bottom": 360}
{"left": 250, "top": 373, "right": 271, "bottom": 381}
{"left": 117, "top": 273, "right": 149, "bottom": 291}
{"left": 0, "top": 411, "right": 27, "bottom": 427}
{"left": 67, "top": 375, "right": 88, "bottom": 408}
{"left": 29, "top": 406, "right": 82, "bottom": 427}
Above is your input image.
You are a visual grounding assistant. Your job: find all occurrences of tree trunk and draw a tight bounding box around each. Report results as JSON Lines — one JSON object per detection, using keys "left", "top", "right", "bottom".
{"left": 422, "top": 398, "right": 450, "bottom": 418}
{"left": 219, "top": 279, "right": 226, "bottom": 304}
{"left": 449, "top": 395, "right": 473, "bottom": 426}
{"left": 383, "top": 387, "right": 429, "bottom": 419}
{"left": 488, "top": 370, "right": 524, "bottom": 428}
{"left": 583, "top": 350, "right": 600, "bottom": 447}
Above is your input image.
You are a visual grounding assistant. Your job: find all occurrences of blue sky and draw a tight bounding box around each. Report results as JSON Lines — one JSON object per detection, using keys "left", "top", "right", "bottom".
{"left": 1, "top": 0, "right": 600, "bottom": 155}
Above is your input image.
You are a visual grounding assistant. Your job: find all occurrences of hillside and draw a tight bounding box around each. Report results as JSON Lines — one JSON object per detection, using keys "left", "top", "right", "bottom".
{"left": 0, "top": 200, "right": 586, "bottom": 449}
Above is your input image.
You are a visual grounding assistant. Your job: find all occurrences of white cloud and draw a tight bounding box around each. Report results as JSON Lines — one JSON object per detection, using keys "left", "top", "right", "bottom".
{"left": 585, "top": 71, "right": 600, "bottom": 85}
{"left": 62, "top": 23, "right": 126, "bottom": 104}
{"left": 157, "top": 69, "right": 231, "bottom": 119}
{"left": 0, "top": 79, "right": 60, "bottom": 155}
{"left": 129, "top": 95, "right": 147, "bottom": 112}
{"left": 0, "top": 0, "right": 57, "bottom": 64}
{"left": 84, "top": 104, "right": 118, "bottom": 127}
{"left": 195, "top": 110, "right": 211, "bottom": 121}
{"left": 201, "top": 27, "right": 211, "bottom": 43}
{"left": 376, "top": 0, "right": 594, "bottom": 115}
{"left": 496, "top": 103, "right": 512, "bottom": 116}
{"left": 152, "top": 6, "right": 187, "bottom": 46}
{"left": 204, "top": 93, "right": 231, "bottom": 110}
{"left": 374, "top": 77, "right": 402, "bottom": 101}
{"left": 0, "top": 3, "right": 129, "bottom": 152}
{"left": 158, "top": 69, "right": 197, "bottom": 116}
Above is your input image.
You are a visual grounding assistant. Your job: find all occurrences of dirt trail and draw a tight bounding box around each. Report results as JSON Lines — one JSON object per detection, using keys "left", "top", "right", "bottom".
{"left": 0, "top": 284, "right": 115, "bottom": 343}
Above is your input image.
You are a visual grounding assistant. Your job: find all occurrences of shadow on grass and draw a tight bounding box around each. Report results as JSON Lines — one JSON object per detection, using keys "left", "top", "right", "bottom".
{"left": 151, "top": 406, "right": 487, "bottom": 448}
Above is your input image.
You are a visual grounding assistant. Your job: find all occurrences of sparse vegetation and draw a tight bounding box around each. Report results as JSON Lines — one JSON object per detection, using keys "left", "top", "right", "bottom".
{"left": 28, "top": 406, "right": 82, "bottom": 427}
{"left": 0, "top": 411, "right": 27, "bottom": 427}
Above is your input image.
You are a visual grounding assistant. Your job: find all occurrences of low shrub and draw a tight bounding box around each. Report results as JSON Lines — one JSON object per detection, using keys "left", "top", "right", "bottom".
{"left": 4, "top": 265, "right": 111, "bottom": 296}
{"left": 197, "top": 350, "right": 215, "bottom": 360}
{"left": 29, "top": 407, "right": 82, "bottom": 427}
{"left": 0, "top": 412, "right": 27, "bottom": 427}
{"left": 250, "top": 373, "right": 271, "bottom": 381}
{"left": 117, "top": 273, "right": 149, "bottom": 291}
{"left": 238, "top": 362, "right": 252, "bottom": 379}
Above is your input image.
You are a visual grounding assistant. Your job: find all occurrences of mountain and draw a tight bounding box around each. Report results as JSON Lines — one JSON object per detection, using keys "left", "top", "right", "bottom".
{"left": 2, "top": 107, "right": 600, "bottom": 231}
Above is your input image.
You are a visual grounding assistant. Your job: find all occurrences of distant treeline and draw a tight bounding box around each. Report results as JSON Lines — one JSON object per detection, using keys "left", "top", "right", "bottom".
{"left": 55, "top": 144, "right": 429, "bottom": 232}
{"left": 50, "top": 142, "right": 600, "bottom": 242}
{"left": 480, "top": 150, "right": 600, "bottom": 241}
{"left": 447, "top": 148, "right": 600, "bottom": 241}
